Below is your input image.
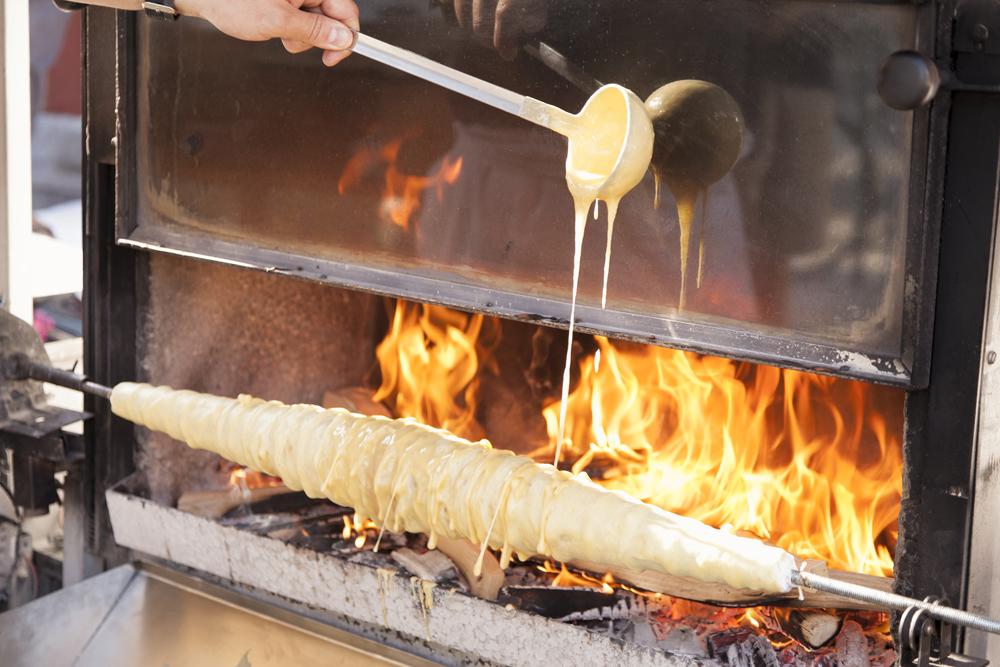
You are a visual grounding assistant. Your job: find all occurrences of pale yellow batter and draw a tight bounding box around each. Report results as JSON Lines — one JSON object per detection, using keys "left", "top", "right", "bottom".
{"left": 552, "top": 85, "right": 653, "bottom": 464}
{"left": 111, "top": 382, "right": 796, "bottom": 593}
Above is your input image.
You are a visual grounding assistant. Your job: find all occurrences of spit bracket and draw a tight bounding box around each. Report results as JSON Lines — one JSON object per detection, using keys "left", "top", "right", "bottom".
{"left": 0, "top": 311, "right": 94, "bottom": 450}
{"left": 898, "top": 597, "right": 990, "bottom": 667}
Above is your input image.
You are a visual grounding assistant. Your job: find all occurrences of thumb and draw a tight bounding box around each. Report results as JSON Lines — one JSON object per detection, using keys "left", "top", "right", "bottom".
{"left": 279, "top": 8, "right": 354, "bottom": 51}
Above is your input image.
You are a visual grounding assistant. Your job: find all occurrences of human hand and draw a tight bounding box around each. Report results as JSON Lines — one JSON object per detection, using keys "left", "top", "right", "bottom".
{"left": 176, "top": 0, "right": 360, "bottom": 67}
{"left": 452, "top": 0, "right": 548, "bottom": 59}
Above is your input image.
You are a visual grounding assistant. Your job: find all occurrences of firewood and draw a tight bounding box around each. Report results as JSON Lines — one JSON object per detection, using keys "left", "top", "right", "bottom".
{"left": 434, "top": 536, "right": 504, "bottom": 601}
{"left": 390, "top": 547, "right": 457, "bottom": 582}
{"left": 322, "top": 387, "right": 393, "bottom": 417}
{"left": 176, "top": 485, "right": 294, "bottom": 519}
{"left": 776, "top": 609, "right": 842, "bottom": 648}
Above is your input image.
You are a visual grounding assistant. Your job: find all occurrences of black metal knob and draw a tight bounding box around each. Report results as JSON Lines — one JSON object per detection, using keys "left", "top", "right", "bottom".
{"left": 878, "top": 51, "right": 941, "bottom": 110}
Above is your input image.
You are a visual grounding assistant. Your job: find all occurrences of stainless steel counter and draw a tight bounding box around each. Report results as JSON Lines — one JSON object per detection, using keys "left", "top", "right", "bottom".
{"left": 0, "top": 562, "right": 437, "bottom": 667}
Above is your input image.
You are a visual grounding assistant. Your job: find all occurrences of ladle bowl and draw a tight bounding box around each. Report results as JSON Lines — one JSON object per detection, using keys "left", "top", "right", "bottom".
{"left": 564, "top": 84, "right": 655, "bottom": 200}
{"left": 644, "top": 80, "right": 744, "bottom": 188}
{"left": 520, "top": 83, "right": 653, "bottom": 200}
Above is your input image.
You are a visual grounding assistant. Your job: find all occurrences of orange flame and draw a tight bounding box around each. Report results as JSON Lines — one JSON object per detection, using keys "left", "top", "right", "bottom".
{"left": 538, "top": 560, "right": 617, "bottom": 593}
{"left": 373, "top": 302, "right": 499, "bottom": 441}
{"left": 228, "top": 467, "right": 283, "bottom": 490}
{"left": 338, "top": 137, "right": 463, "bottom": 231}
{"left": 536, "top": 337, "right": 901, "bottom": 577}
{"left": 375, "top": 301, "right": 902, "bottom": 577}
{"left": 342, "top": 514, "right": 380, "bottom": 549}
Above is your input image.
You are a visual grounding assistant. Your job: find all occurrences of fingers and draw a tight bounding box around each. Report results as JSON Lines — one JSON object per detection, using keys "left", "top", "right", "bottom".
{"left": 472, "top": 0, "right": 493, "bottom": 34}
{"left": 281, "top": 0, "right": 361, "bottom": 54}
{"left": 282, "top": 38, "right": 313, "bottom": 54}
{"left": 280, "top": 7, "right": 355, "bottom": 51}
{"left": 319, "top": 0, "right": 360, "bottom": 31}
{"left": 454, "top": 0, "right": 473, "bottom": 29}
{"left": 494, "top": 0, "right": 547, "bottom": 53}
{"left": 322, "top": 49, "right": 353, "bottom": 67}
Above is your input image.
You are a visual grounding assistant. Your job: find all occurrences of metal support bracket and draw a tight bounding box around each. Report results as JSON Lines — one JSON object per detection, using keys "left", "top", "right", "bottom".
{"left": 899, "top": 597, "right": 990, "bottom": 667}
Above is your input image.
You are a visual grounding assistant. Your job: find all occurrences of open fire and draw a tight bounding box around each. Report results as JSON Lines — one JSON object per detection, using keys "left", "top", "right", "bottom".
{"left": 212, "top": 299, "right": 901, "bottom": 663}
{"left": 373, "top": 300, "right": 902, "bottom": 578}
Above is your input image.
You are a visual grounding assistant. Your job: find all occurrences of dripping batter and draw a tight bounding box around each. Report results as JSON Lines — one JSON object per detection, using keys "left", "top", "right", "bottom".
{"left": 551, "top": 84, "right": 652, "bottom": 465}
{"left": 644, "top": 80, "right": 744, "bottom": 310}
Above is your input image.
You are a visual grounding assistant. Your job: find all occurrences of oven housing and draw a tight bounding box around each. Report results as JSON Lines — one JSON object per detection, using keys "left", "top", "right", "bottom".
{"left": 73, "top": 0, "right": 1000, "bottom": 656}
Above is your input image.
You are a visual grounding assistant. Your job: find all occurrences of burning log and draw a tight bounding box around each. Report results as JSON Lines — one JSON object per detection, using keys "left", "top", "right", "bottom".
{"left": 434, "top": 536, "right": 504, "bottom": 601}
{"left": 110, "top": 383, "right": 798, "bottom": 595}
{"left": 322, "top": 387, "right": 392, "bottom": 418}
{"left": 775, "top": 609, "right": 842, "bottom": 649}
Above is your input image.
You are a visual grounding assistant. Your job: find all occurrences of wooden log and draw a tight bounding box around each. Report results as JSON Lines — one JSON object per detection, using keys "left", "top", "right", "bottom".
{"left": 390, "top": 547, "right": 458, "bottom": 582}
{"left": 435, "top": 536, "right": 505, "bottom": 601}
{"left": 322, "top": 387, "right": 393, "bottom": 418}
{"left": 568, "top": 558, "right": 892, "bottom": 611}
{"left": 176, "top": 485, "right": 295, "bottom": 519}
{"left": 776, "top": 609, "right": 842, "bottom": 648}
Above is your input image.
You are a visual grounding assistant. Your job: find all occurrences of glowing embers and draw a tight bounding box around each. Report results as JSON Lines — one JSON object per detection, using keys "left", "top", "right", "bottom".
{"left": 228, "top": 466, "right": 283, "bottom": 490}
{"left": 374, "top": 300, "right": 903, "bottom": 579}
{"left": 337, "top": 135, "right": 463, "bottom": 231}
{"left": 342, "top": 513, "right": 380, "bottom": 549}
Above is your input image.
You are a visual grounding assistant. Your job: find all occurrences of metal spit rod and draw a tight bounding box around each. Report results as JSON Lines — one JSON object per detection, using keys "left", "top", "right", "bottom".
{"left": 10, "top": 353, "right": 113, "bottom": 400}
{"left": 792, "top": 570, "right": 1000, "bottom": 635}
{"left": 13, "top": 354, "right": 1000, "bottom": 635}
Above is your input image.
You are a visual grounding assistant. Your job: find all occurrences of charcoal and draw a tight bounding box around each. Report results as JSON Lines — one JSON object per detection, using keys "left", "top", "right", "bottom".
{"left": 724, "top": 635, "right": 780, "bottom": 667}
{"left": 709, "top": 628, "right": 780, "bottom": 667}
{"left": 834, "top": 620, "right": 871, "bottom": 667}
{"left": 234, "top": 491, "right": 330, "bottom": 516}
{"left": 499, "top": 585, "right": 622, "bottom": 619}
{"left": 708, "top": 627, "right": 755, "bottom": 657}
{"left": 557, "top": 596, "right": 649, "bottom": 622}
{"left": 655, "top": 626, "right": 709, "bottom": 657}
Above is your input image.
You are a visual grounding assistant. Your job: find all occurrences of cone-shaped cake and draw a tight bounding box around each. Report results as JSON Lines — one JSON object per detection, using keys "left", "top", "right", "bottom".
{"left": 111, "top": 382, "right": 796, "bottom": 593}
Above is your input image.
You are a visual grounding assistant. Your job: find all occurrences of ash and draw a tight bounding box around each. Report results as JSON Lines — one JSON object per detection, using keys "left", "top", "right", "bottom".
{"left": 210, "top": 490, "right": 896, "bottom": 667}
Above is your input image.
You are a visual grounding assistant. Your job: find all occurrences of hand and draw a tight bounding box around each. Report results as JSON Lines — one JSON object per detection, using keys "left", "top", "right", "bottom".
{"left": 452, "top": 0, "right": 548, "bottom": 59}
{"left": 176, "top": 0, "right": 360, "bottom": 67}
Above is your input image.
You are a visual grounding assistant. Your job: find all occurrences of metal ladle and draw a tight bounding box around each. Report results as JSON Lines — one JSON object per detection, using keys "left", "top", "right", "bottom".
{"left": 348, "top": 32, "right": 654, "bottom": 198}
{"left": 643, "top": 79, "right": 744, "bottom": 196}
{"left": 522, "top": 44, "right": 745, "bottom": 185}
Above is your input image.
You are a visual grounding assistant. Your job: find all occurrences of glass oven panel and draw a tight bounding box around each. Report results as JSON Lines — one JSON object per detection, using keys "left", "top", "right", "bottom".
{"left": 130, "top": 0, "right": 920, "bottom": 383}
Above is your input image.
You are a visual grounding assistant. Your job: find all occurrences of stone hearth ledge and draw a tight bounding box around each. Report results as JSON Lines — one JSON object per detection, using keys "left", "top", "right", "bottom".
{"left": 106, "top": 473, "right": 716, "bottom": 667}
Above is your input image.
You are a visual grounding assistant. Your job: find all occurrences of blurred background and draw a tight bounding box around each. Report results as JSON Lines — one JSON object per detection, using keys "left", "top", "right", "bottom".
{"left": 0, "top": 0, "right": 83, "bottom": 612}
{"left": 30, "top": 0, "right": 82, "bottom": 343}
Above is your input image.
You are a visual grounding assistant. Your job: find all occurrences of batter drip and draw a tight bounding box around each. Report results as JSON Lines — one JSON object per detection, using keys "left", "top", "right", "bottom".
{"left": 111, "top": 382, "right": 797, "bottom": 593}
{"left": 553, "top": 85, "right": 645, "bottom": 465}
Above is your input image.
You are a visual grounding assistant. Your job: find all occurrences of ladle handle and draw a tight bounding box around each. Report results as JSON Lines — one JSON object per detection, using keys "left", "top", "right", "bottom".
{"left": 351, "top": 32, "right": 524, "bottom": 114}
{"left": 350, "top": 32, "right": 575, "bottom": 136}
